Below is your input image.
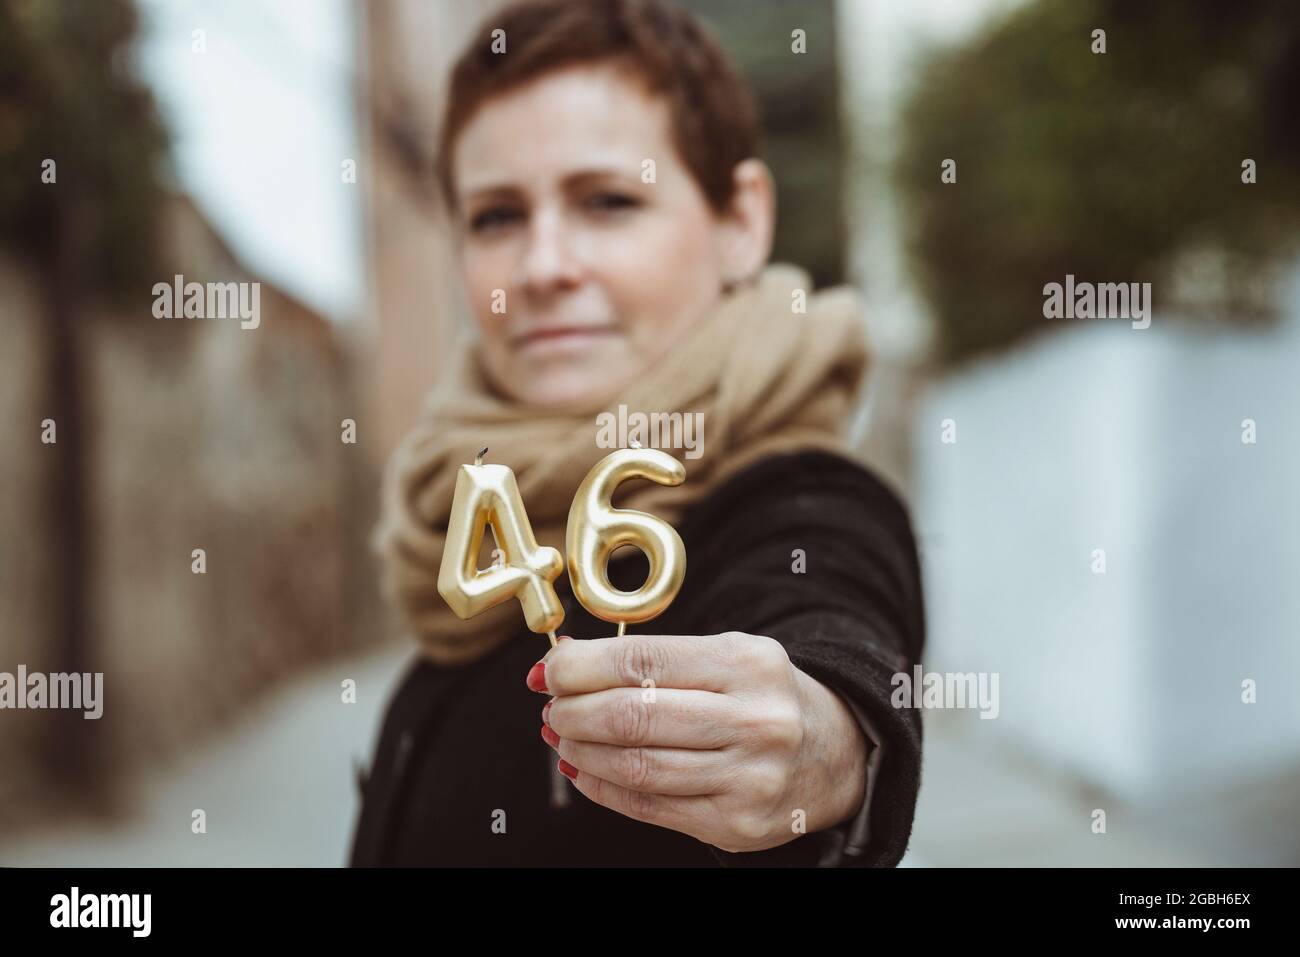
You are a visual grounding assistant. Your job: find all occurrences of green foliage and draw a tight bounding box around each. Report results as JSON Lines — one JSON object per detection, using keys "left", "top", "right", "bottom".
{"left": 896, "top": 0, "right": 1300, "bottom": 364}
{"left": 0, "top": 0, "right": 169, "bottom": 299}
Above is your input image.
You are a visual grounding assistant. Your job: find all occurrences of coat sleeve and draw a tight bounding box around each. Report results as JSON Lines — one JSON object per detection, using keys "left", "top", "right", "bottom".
{"left": 678, "top": 451, "right": 925, "bottom": 867}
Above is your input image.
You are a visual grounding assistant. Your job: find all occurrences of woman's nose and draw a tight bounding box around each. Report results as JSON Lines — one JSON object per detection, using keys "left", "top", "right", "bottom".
{"left": 514, "top": 209, "right": 582, "bottom": 297}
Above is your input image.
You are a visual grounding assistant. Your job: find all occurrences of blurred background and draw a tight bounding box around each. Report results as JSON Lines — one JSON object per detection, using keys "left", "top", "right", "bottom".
{"left": 1, "top": 0, "right": 1296, "bottom": 866}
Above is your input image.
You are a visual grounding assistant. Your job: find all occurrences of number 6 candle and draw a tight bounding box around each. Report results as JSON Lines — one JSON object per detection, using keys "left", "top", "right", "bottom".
{"left": 566, "top": 441, "right": 686, "bottom": 636}
{"left": 437, "top": 447, "right": 565, "bottom": 647}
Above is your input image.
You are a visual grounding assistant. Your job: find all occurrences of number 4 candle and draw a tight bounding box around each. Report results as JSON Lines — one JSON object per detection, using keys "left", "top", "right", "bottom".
{"left": 437, "top": 447, "right": 566, "bottom": 647}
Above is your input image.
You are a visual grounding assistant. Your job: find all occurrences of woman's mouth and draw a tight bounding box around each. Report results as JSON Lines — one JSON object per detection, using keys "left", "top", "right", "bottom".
{"left": 512, "top": 325, "right": 620, "bottom": 354}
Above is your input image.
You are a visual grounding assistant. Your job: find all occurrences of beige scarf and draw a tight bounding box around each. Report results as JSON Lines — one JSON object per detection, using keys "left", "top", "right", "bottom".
{"left": 375, "top": 262, "right": 870, "bottom": 664}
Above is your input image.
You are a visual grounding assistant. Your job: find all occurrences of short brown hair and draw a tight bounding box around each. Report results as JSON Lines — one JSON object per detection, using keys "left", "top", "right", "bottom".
{"left": 435, "top": 0, "right": 760, "bottom": 216}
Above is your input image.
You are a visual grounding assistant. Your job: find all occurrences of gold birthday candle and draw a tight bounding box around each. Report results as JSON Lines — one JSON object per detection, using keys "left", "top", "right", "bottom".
{"left": 438, "top": 448, "right": 565, "bottom": 647}
{"left": 566, "top": 442, "right": 686, "bottom": 636}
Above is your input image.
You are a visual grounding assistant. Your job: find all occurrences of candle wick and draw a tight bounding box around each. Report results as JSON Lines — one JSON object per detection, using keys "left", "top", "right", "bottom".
{"left": 476, "top": 446, "right": 488, "bottom": 466}
{"left": 629, "top": 439, "right": 642, "bottom": 450}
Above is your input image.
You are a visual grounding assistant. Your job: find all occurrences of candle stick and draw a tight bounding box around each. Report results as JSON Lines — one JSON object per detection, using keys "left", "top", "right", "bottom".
{"left": 566, "top": 440, "right": 686, "bottom": 636}
{"left": 438, "top": 447, "right": 565, "bottom": 648}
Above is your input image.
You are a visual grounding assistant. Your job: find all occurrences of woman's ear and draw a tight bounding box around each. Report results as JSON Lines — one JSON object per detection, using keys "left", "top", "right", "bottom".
{"left": 717, "top": 158, "right": 776, "bottom": 286}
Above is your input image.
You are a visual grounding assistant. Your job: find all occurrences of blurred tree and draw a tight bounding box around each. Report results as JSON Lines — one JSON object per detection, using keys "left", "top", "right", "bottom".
{"left": 0, "top": 0, "right": 168, "bottom": 793}
{"left": 896, "top": 0, "right": 1300, "bottom": 364}
{"left": 0, "top": 0, "right": 169, "bottom": 294}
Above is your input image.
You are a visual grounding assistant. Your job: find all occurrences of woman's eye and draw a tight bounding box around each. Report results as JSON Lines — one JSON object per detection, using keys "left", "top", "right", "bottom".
{"left": 584, "top": 192, "right": 639, "bottom": 213}
{"left": 468, "top": 207, "right": 523, "bottom": 233}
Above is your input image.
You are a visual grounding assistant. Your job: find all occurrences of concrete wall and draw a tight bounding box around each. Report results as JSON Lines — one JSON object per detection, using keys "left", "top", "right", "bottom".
{"left": 0, "top": 196, "right": 385, "bottom": 831}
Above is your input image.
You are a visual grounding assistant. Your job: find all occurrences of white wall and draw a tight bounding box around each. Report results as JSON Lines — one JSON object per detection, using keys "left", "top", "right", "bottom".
{"left": 915, "top": 271, "right": 1300, "bottom": 800}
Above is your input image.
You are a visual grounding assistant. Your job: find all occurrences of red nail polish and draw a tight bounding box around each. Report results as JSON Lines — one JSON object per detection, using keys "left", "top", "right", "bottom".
{"left": 525, "top": 661, "right": 547, "bottom": 693}
{"left": 541, "top": 699, "right": 553, "bottom": 724}
{"left": 541, "top": 723, "right": 560, "bottom": 748}
{"left": 557, "top": 759, "right": 578, "bottom": 781}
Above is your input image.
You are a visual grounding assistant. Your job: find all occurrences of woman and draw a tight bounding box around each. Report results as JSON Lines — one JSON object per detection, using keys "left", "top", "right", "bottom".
{"left": 350, "top": 0, "right": 924, "bottom": 867}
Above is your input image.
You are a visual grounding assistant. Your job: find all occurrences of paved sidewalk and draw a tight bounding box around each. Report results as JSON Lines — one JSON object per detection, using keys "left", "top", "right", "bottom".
{"left": 0, "top": 646, "right": 410, "bottom": 867}
{"left": 4, "top": 648, "right": 1293, "bottom": 867}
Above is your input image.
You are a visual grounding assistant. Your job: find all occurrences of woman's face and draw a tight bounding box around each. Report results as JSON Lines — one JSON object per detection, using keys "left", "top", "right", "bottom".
{"left": 451, "top": 62, "right": 772, "bottom": 409}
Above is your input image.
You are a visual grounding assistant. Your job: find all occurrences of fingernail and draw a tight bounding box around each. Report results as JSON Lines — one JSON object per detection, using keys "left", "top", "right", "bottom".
{"left": 525, "top": 661, "right": 547, "bottom": 693}
{"left": 557, "top": 759, "right": 578, "bottom": 781}
{"left": 558, "top": 635, "right": 573, "bottom": 643}
{"left": 541, "top": 724, "right": 560, "bottom": 748}
{"left": 541, "top": 699, "right": 553, "bottom": 724}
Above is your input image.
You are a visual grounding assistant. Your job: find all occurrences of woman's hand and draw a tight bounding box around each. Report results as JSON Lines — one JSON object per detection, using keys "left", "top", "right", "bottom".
{"left": 528, "top": 632, "right": 868, "bottom": 854}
